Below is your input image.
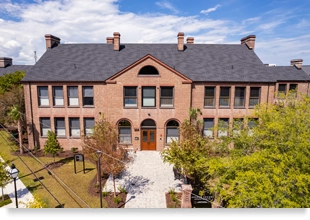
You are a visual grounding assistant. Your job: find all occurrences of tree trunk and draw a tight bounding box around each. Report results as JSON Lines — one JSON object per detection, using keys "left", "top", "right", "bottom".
{"left": 18, "top": 119, "right": 23, "bottom": 154}
{"left": 112, "top": 173, "right": 116, "bottom": 198}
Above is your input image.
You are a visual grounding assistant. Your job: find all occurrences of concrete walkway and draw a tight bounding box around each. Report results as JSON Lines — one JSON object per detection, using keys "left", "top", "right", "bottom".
{"left": 104, "top": 151, "right": 182, "bottom": 208}
{"left": 0, "top": 157, "right": 34, "bottom": 208}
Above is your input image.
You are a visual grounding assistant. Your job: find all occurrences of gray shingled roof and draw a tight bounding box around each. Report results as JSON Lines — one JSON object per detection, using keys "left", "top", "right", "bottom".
{"left": 267, "top": 66, "right": 310, "bottom": 81}
{"left": 0, "top": 65, "right": 33, "bottom": 77}
{"left": 21, "top": 43, "right": 310, "bottom": 82}
{"left": 302, "top": 65, "right": 310, "bottom": 76}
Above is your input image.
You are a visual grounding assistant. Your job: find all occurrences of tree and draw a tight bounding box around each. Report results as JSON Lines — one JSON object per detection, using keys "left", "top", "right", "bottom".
{"left": 82, "top": 115, "right": 128, "bottom": 197}
{"left": 161, "top": 108, "right": 211, "bottom": 188}
{"left": 43, "top": 130, "right": 61, "bottom": 163}
{"left": 0, "top": 161, "right": 10, "bottom": 201}
{"left": 0, "top": 71, "right": 26, "bottom": 154}
{"left": 19, "top": 195, "right": 47, "bottom": 208}
{"left": 207, "top": 93, "right": 310, "bottom": 207}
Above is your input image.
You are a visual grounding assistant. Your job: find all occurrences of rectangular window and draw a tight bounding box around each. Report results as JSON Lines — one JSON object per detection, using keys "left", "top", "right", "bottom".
{"left": 84, "top": 118, "right": 95, "bottom": 136}
{"left": 203, "top": 118, "right": 214, "bottom": 138}
{"left": 124, "top": 87, "right": 137, "bottom": 107}
{"left": 218, "top": 118, "right": 229, "bottom": 137}
{"left": 234, "top": 87, "right": 246, "bottom": 107}
{"left": 233, "top": 118, "right": 244, "bottom": 135}
{"left": 69, "top": 118, "right": 80, "bottom": 137}
{"left": 249, "top": 87, "right": 260, "bottom": 107}
{"left": 83, "top": 86, "right": 94, "bottom": 106}
{"left": 204, "top": 87, "right": 215, "bottom": 107}
{"left": 68, "top": 86, "right": 79, "bottom": 106}
{"left": 38, "top": 86, "right": 49, "bottom": 106}
{"left": 119, "top": 127, "right": 132, "bottom": 144}
{"left": 53, "top": 86, "right": 64, "bottom": 106}
{"left": 289, "top": 84, "right": 297, "bottom": 91}
{"left": 40, "top": 118, "right": 51, "bottom": 137}
{"left": 55, "top": 118, "right": 66, "bottom": 137}
{"left": 160, "top": 87, "right": 174, "bottom": 107}
{"left": 278, "top": 84, "right": 287, "bottom": 95}
{"left": 248, "top": 118, "right": 258, "bottom": 129}
{"left": 142, "top": 86, "right": 156, "bottom": 107}
{"left": 219, "top": 87, "right": 230, "bottom": 107}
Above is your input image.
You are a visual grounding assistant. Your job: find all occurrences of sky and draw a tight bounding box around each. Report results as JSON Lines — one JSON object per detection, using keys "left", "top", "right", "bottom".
{"left": 0, "top": 0, "right": 309, "bottom": 66}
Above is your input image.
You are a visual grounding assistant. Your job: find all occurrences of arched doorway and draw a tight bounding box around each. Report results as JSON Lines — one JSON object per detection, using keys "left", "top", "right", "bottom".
{"left": 141, "top": 119, "right": 156, "bottom": 150}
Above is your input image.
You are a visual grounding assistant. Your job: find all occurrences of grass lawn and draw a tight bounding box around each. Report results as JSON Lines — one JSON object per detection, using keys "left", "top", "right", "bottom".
{"left": 0, "top": 131, "right": 108, "bottom": 208}
{"left": 0, "top": 194, "right": 12, "bottom": 207}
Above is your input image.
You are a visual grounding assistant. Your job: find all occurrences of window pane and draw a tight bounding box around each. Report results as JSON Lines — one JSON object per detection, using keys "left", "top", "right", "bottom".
{"left": 249, "top": 98, "right": 259, "bottom": 106}
{"left": 289, "top": 84, "right": 297, "bottom": 90}
{"left": 53, "top": 87, "right": 63, "bottom": 96}
{"left": 70, "top": 118, "right": 80, "bottom": 127}
{"left": 220, "top": 87, "right": 230, "bottom": 96}
{"left": 55, "top": 118, "right": 65, "bottom": 127}
{"left": 40, "top": 98, "right": 49, "bottom": 106}
{"left": 204, "top": 119, "right": 214, "bottom": 129}
{"left": 56, "top": 128, "right": 66, "bottom": 136}
{"left": 42, "top": 128, "right": 51, "bottom": 136}
{"left": 161, "top": 98, "right": 173, "bottom": 106}
{"left": 124, "top": 87, "right": 136, "bottom": 96}
{"left": 55, "top": 98, "right": 64, "bottom": 106}
{"left": 85, "top": 118, "right": 94, "bottom": 128}
{"left": 71, "top": 129, "right": 80, "bottom": 136}
{"left": 119, "top": 127, "right": 131, "bottom": 135}
{"left": 204, "top": 98, "right": 214, "bottom": 107}
{"left": 143, "top": 87, "right": 155, "bottom": 97}
{"left": 69, "top": 97, "right": 79, "bottom": 106}
{"left": 83, "top": 97, "right": 94, "bottom": 105}
{"left": 125, "top": 98, "right": 137, "bottom": 106}
{"left": 167, "top": 128, "right": 178, "bottom": 136}
{"left": 218, "top": 118, "right": 229, "bottom": 137}
{"left": 167, "top": 137, "right": 179, "bottom": 143}
{"left": 83, "top": 86, "right": 93, "bottom": 96}
{"left": 234, "top": 98, "right": 245, "bottom": 107}
{"left": 235, "top": 87, "right": 245, "bottom": 97}
{"left": 219, "top": 98, "right": 229, "bottom": 106}
{"left": 161, "top": 87, "right": 173, "bottom": 97}
{"left": 143, "top": 98, "right": 155, "bottom": 106}
{"left": 68, "top": 86, "right": 78, "bottom": 97}
{"left": 39, "top": 87, "right": 48, "bottom": 96}
{"left": 250, "top": 88, "right": 260, "bottom": 97}
{"left": 41, "top": 118, "right": 50, "bottom": 128}
{"left": 205, "top": 87, "right": 215, "bottom": 96}
{"left": 150, "top": 131, "right": 155, "bottom": 142}
{"left": 143, "top": 131, "right": 148, "bottom": 142}
{"left": 279, "top": 84, "right": 286, "bottom": 92}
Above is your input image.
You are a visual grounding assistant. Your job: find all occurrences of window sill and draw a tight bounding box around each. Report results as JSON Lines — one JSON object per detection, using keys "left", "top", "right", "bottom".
{"left": 248, "top": 106, "right": 255, "bottom": 109}
{"left": 83, "top": 105, "right": 95, "bottom": 108}
{"left": 40, "top": 136, "right": 48, "bottom": 138}
{"left": 203, "top": 106, "right": 215, "bottom": 109}
{"left": 219, "top": 106, "right": 230, "bottom": 109}
{"left": 233, "top": 107, "right": 246, "bottom": 109}
{"left": 39, "top": 106, "right": 50, "bottom": 108}
{"left": 141, "top": 107, "right": 157, "bottom": 109}
{"left": 70, "top": 136, "right": 81, "bottom": 139}
{"left": 56, "top": 136, "right": 67, "bottom": 139}
{"left": 119, "top": 143, "right": 133, "bottom": 146}
{"left": 68, "top": 106, "right": 80, "bottom": 108}
{"left": 53, "top": 106, "right": 65, "bottom": 108}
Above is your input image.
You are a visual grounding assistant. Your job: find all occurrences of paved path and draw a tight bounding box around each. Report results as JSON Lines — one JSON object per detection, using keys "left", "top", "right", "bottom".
{"left": 0, "top": 157, "right": 34, "bottom": 208}
{"left": 104, "top": 151, "right": 182, "bottom": 208}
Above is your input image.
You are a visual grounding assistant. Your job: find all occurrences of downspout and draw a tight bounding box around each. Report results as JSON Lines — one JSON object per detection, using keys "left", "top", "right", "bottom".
{"left": 28, "top": 82, "right": 35, "bottom": 147}
{"left": 266, "top": 83, "right": 270, "bottom": 104}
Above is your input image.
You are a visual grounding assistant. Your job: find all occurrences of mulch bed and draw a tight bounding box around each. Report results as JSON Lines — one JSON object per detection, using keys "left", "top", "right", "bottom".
{"left": 166, "top": 192, "right": 182, "bottom": 208}
{"left": 88, "top": 175, "right": 127, "bottom": 208}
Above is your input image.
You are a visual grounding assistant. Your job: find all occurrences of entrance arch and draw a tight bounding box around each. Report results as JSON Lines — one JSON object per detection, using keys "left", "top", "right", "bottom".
{"left": 141, "top": 119, "right": 156, "bottom": 150}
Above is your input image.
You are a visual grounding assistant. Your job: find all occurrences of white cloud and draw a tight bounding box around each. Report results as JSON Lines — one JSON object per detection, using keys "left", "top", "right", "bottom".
{"left": 242, "top": 17, "right": 261, "bottom": 25}
{"left": 200, "top": 4, "right": 221, "bottom": 15}
{"left": 155, "top": 1, "right": 178, "bottom": 14}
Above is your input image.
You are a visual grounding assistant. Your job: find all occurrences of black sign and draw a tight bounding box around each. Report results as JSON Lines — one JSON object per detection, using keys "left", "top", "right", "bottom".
{"left": 74, "top": 153, "right": 85, "bottom": 174}
{"left": 191, "top": 189, "right": 214, "bottom": 208}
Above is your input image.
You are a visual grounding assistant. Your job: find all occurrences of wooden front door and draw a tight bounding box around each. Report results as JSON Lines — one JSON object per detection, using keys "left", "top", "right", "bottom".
{"left": 141, "top": 130, "right": 156, "bottom": 150}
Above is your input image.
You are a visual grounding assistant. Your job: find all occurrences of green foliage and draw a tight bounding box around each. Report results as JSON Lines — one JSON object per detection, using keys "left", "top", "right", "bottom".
{"left": 19, "top": 195, "right": 47, "bottom": 208}
{"left": 0, "top": 195, "right": 12, "bottom": 207}
{"left": 161, "top": 108, "right": 211, "bottom": 187}
{"left": 117, "top": 185, "right": 127, "bottom": 193}
{"left": 168, "top": 188, "right": 175, "bottom": 195}
{"left": 71, "top": 147, "right": 78, "bottom": 153}
{"left": 207, "top": 93, "right": 310, "bottom": 207}
{"left": 44, "top": 130, "right": 61, "bottom": 163}
{"left": 113, "top": 195, "right": 122, "bottom": 204}
{"left": 0, "top": 161, "right": 11, "bottom": 201}
{"left": 0, "top": 71, "right": 25, "bottom": 94}
{"left": 102, "top": 191, "right": 110, "bottom": 197}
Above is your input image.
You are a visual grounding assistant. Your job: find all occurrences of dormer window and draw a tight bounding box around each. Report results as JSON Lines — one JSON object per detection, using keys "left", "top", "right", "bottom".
{"left": 138, "top": 65, "right": 159, "bottom": 75}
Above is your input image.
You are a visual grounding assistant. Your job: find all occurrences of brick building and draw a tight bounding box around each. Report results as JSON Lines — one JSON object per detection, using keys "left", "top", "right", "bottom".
{"left": 16, "top": 32, "right": 310, "bottom": 151}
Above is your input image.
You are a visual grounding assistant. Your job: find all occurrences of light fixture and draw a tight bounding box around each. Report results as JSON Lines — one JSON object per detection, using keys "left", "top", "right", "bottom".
{"left": 10, "top": 163, "right": 19, "bottom": 208}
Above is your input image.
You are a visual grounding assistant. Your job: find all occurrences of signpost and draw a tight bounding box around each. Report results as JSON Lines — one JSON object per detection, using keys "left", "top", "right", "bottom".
{"left": 74, "top": 153, "right": 85, "bottom": 174}
{"left": 191, "top": 189, "right": 214, "bottom": 208}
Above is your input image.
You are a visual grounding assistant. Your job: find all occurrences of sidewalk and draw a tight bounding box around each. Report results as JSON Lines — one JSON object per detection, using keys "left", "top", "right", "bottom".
{"left": 104, "top": 151, "right": 182, "bottom": 208}
{"left": 0, "top": 156, "right": 34, "bottom": 208}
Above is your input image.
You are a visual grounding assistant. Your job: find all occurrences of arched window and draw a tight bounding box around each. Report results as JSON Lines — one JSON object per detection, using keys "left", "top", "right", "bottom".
{"left": 141, "top": 119, "right": 156, "bottom": 128}
{"left": 138, "top": 66, "right": 159, "bottom": 75}
{"left": 166, "top": 120, "right": 179, "bottom": 144}
{"left": 118, "top": 120, "right": 131, "bottom": 144}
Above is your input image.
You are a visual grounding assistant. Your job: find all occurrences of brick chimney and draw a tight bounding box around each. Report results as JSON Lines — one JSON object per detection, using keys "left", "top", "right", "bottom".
{"left": 0, "top": 57, "right": 12, "bottom": 68}
{"left": 178, "top": 32, "right": 184, "bottom": 51}
{"left": 186, "top": 37, "right": 194, "bottom": 44}
{"left": 113, "top": 32, "right": 120, "bottom": 51}
{"left": 240, "top": 35, "right": 256, "bottom": 50}
{"left": 45, "top": 34, "right": 61, "bottom": 50}
{"left": 106, "top": 37, "right": 114, "bottom": 44}
{"left": 290, "top": 59, "right": 303, "bottom": 69}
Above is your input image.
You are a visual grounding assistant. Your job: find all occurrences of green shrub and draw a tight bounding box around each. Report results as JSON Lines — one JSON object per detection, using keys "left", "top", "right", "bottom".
{"left": 168, "top": 188, "right": 175, "bottom": 195}
{"left": 0, "top": 195, "right": 12, "bottom": 207}
{"left": 102, "top": 191, "right": 110, "bottom": 197}
{"left": 117, "top": 185, "right": 127, "bottom": 193}
{"left": 71, "top": 147, "right": 78, "bottom": 153}
{"left": 113, "top": 196, "right": 122, "bottom": 204}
